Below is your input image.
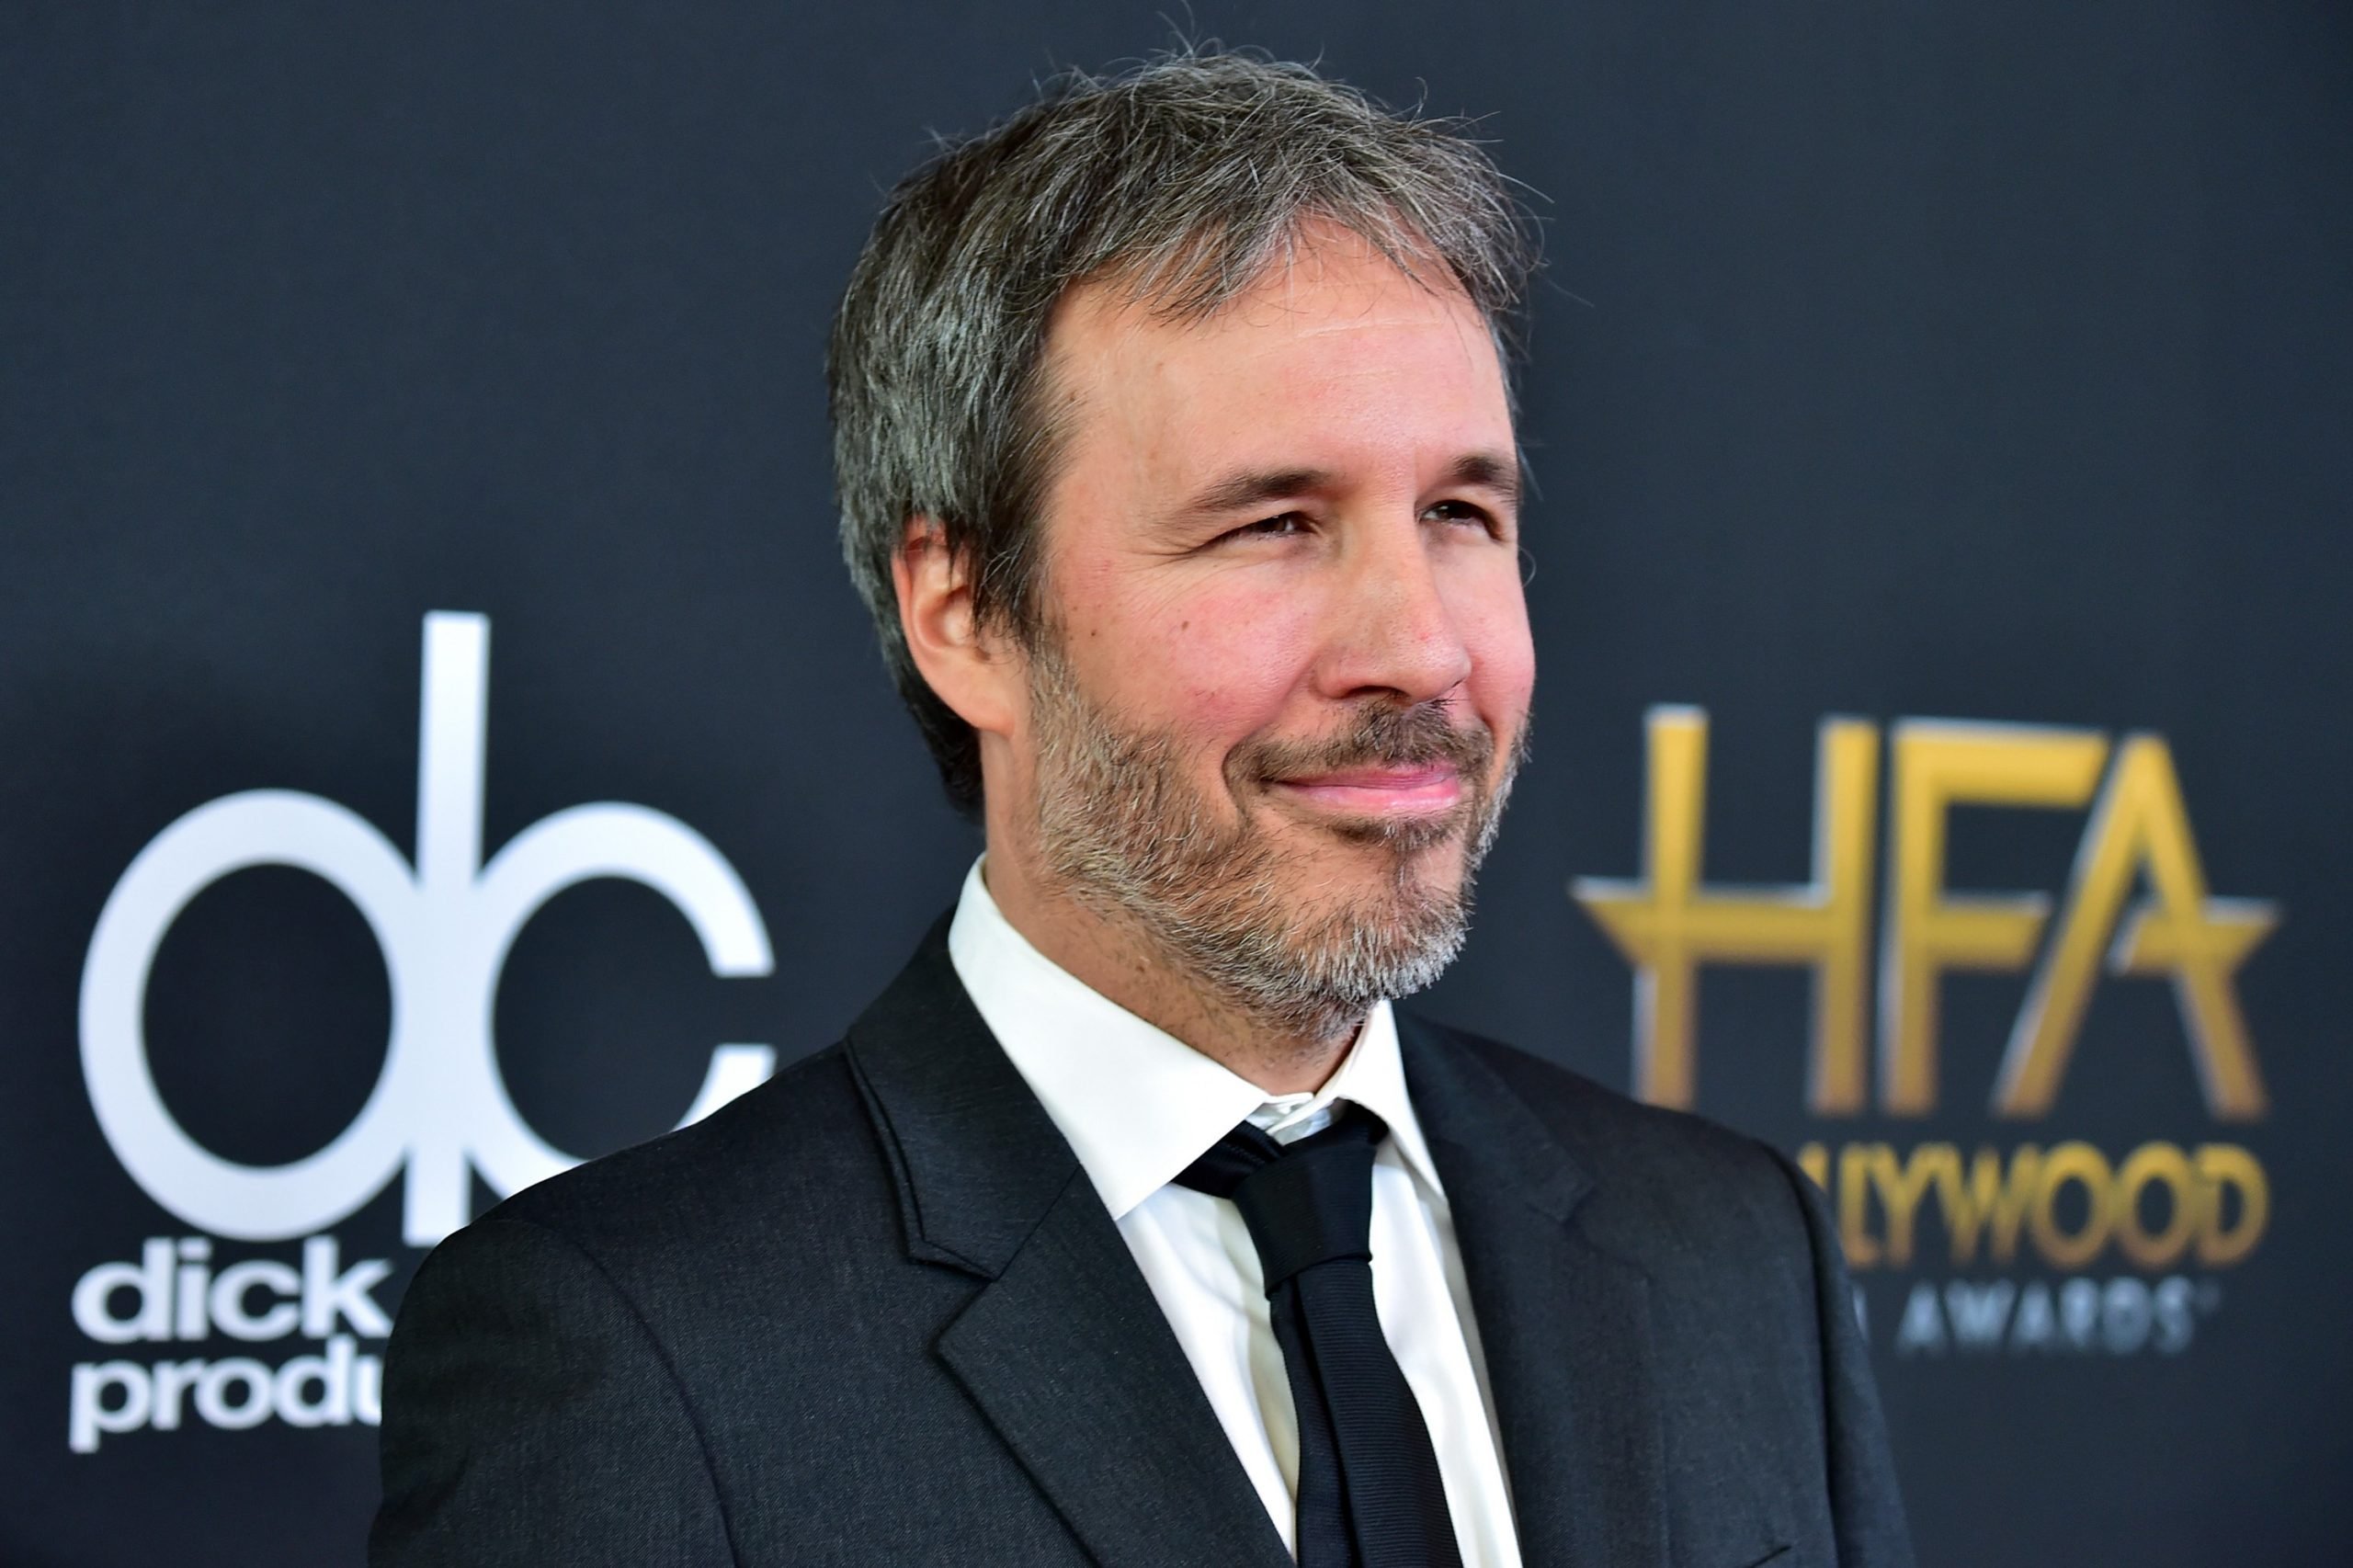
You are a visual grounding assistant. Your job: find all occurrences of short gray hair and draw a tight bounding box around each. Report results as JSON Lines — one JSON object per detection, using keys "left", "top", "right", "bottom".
{"left": 828, "top": 49, "right": 1539, "bottom": 814}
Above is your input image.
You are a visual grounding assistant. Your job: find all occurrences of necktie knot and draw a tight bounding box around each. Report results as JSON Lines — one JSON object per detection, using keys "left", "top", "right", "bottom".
{"left": 1175, "top": 1107, "right": 1388, "bottom": 1293}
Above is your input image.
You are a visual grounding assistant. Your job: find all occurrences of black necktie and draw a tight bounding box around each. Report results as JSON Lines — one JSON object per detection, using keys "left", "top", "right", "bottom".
{"left": 1175, "top": 1106, "right": 1463, "bottom": 1568}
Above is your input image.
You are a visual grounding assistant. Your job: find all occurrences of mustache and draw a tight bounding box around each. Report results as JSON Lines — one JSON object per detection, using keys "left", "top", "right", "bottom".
{"left": 1235, "top": 700, "right": 1496, "bottom": 785}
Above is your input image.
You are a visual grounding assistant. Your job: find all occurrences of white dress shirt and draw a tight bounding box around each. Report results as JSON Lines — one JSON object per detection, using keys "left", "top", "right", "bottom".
{"left": 948, "top": 860, "right": 1523, "bottom": 1567}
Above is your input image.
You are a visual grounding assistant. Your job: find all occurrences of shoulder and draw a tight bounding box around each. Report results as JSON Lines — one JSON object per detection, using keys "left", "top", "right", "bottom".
{"left": 435, "top": 1040, "right": 900, "bottom": 1285}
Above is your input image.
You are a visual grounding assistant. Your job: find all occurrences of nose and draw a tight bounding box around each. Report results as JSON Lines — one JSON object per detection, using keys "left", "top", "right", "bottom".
{"left": 1313, "top": 514, "right": 1475, "bottom": 708}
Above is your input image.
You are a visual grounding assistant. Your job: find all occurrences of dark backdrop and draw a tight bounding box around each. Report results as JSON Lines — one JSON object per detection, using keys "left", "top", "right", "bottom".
{"left": 6, "top": 4, "right": 2348, "bottom": 1564}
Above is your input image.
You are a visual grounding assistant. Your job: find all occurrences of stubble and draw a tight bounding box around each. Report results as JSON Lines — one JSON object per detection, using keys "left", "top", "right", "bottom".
{"left": 1027, "top": 638, "right": 1525, "bottom": 1047}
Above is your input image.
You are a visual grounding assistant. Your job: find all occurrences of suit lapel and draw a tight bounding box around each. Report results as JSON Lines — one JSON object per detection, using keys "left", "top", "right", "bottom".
{"left": 846, "top": 920, "right": 1290, "bottom": 1568}
{"left": 1400, "top": 1015, "right": 1668, "bottom": 1568}
{"left": 936, "top": 1175, "right": 1292, "bottom": 1568}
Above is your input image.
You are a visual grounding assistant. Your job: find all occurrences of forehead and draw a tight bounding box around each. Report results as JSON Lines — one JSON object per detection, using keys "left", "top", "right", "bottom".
{"left": 1038, "top": 226, "right": 1513, "bottom": 486}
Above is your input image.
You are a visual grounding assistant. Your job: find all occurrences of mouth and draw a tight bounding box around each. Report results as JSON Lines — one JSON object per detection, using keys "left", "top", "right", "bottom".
{"left": 1268, "top": 764, "right": 1467, "bottom": 820}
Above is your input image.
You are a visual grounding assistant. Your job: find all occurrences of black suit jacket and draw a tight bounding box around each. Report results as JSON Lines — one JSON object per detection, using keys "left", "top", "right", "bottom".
{"left": 371, "top": 919, "right": 1913, "bottom": 1568}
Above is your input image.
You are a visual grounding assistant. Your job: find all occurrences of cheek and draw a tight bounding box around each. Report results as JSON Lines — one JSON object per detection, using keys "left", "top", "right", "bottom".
{"left": 1090, "top": 574, "right": 1322, "bottom": 737}
{"left": 1454, "top": 577, "right": 1538, "bottom": 722}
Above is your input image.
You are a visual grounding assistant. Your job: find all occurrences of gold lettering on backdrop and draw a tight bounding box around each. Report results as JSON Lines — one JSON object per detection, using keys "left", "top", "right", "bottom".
{"left": 1794, "top": 1142, "right": 2269, "bottom": 1271}
{"left": 2112, "top": 1142, "right": 2200, "bottom": 1270}
{"left": 1862, "top": 1143, "right": 1941, "bottom": 1267}
{"left": 1574, "top": 708, "right": 1879, "bottom": 1111}
{"left": 1581, "top": 710, "right": 2276, "bottom": 1119}
{"left": 2193, "top": 1143, "right": 2268, "bottom": 1266}
{"left": 1934, "top": 1144, "right": 2040, "bottom": 1267}
{"left": 1994, "top": 735, "right": 2276, "bottom": 1119}
{"left": 2027, "top": 1142, "right": 2115, "bottom": 1270}
{"left": 1880, "top": 722, "right": 2109, "bottom": 1115}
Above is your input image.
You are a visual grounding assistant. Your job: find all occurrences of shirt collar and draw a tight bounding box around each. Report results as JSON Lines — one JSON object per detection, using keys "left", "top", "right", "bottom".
{"left": 946, "top": 858, "right": 1445, "bottom": 1221}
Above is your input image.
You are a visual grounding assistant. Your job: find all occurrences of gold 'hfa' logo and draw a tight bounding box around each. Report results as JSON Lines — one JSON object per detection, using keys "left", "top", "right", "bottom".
{"left": 1573, "top": 710, "right": 2276, "bottom": 1119}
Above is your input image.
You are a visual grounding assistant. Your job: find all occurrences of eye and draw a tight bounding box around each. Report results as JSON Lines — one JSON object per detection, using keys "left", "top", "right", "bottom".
{"left": 1421, "top": 499, "right": 1502, "bottom": 535}
{"left": 1222, "top": 512, "right": 1312, "bottom": 542}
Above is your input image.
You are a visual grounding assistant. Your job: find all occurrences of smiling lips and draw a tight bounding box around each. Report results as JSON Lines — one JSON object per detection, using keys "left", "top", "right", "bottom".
{"left": 1272, "top": 764, "right": 1466, "bottom": 817}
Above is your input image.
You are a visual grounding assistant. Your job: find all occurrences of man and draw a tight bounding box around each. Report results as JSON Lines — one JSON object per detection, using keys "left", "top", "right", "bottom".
{"left": 372, "top": 51, "right": 1912, "bottom": 1568}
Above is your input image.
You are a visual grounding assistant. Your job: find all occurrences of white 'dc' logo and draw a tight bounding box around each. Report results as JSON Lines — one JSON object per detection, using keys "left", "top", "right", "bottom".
{"left": 80, "top": 612, "right": 775, "bottom": 1247}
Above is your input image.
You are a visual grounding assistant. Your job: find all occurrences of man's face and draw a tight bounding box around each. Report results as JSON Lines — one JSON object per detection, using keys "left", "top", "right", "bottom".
{"left": 1010, "top": 226, "right": 1535, "bottom": 1037}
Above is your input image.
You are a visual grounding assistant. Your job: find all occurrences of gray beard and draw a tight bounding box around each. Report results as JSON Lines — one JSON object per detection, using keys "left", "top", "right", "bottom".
{"left": 1026, "top": 641, "right": 1524, "bottom": 1044}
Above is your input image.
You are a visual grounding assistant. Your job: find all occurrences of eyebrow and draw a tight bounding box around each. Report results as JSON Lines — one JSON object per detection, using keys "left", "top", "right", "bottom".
{"left": 1441, "top": 450, "right": 1523, "bottom": 510}
{"left": 1167, "top": 450, "right": 1523, "bottom": 527}
{"left": 1179, "top": 466, "right": 1336, "bottom": 519}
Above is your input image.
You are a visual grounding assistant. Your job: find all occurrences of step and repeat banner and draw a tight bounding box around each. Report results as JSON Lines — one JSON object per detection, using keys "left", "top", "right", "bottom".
{"left": 6, "top": 4, "right": 2347, "bottom": 1564}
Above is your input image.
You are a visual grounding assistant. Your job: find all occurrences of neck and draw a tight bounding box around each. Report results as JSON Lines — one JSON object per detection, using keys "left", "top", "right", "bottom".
{"left": 978, "top": 838, "right": 1360, "bottom": 1096}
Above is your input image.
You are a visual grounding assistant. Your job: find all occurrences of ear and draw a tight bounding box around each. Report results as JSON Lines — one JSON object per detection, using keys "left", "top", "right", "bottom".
{"left": 892, "top": 517, "right": 1023, "bottom": 739}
